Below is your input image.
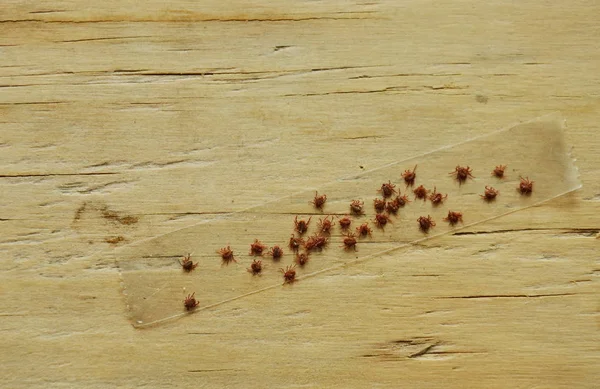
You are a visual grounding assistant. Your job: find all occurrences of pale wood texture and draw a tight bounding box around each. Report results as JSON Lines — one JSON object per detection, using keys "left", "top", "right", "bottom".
{"left": 1, "top": 1, "right": 599, "bottom": 388}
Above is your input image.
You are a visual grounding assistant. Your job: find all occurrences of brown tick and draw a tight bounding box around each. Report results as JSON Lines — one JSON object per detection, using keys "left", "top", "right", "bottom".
{"left": 317, "top": 216, "right": 335, "bottom": 234}
{"left": 374, "top": 213, "right": 391, "bottom": 229}
{"left": 295, "top": 252, "right": 310, "bottom": 267}
{"left": 280, "top": 265, "right": 297, "bottom": 284}
{"left": 249, "top": 239, "right": 267, "bottom": 256}
{"left": 449, "top": 165, "right": 474, "bottom": 185}
{"left": 402, "top": 165, "right": 417, "bottom": 187}
{"left": 268, "top": 245, "right": 284, "bottom": 261}
{"left": 350, "top": 200, "right": 364, "bottom": 215}
{"left": 480, "top": 186, "right": 499, "bottom": 201}
{"left": 247, "top": 259, "right": 263, "bottom": 275}
{"left": 417, "top": 215, "right": 436, "bottom": 233}
{"left": 179, "top": 253, "right": 198, "bottom": 272}
{"left": 428, "top": 187, "right": 448, "bottom": 206}
{"left": 304, "top": 234, "right": 328, "bottom": 251}
{"left": 444, "top": 211, "right": 463, "bottom": 226}
{"left": 379, "top": 181, "right": 397, "bottom": 198}
{"left": 338, "top": 216, "right": 352, "bottom": 230}
{"left": 518, "top": 176, "right": 534, "bottom": 195}
{"left": 373, "top": 198, "right": 386, "bottom": 213}
{"left": 311, "top": 191, "right": 327, "bottom": 210}
{"left": 492, "top": 165, "right": 507, "bottom": 178}
{"left": 341, "top": 233, "right": 358, "bottom": 251}
{"left": 288, "top": 234, "right": 304, "bottom": 252}
{"left": 413, "top": 185, "right": 429, "bottom": 200}
{"left": 356, "top": 222, "right": 373, "bottom": 238}
{"left": 217, "top": 246, "right": 236, "bottom": 265}
{"left": 294, "top": 216, "right": 312, "bottom": 235}
{"left": 184, "top": 293, "right": 199, "bottom": 311}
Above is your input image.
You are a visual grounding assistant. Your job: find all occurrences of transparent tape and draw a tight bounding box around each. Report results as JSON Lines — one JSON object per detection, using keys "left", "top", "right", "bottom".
{"left": 114, "top": 114, "right": 581, "bottom": 328}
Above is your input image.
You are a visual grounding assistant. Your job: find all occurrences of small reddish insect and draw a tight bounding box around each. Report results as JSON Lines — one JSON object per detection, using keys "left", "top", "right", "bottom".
{"left": 428, "top": 186, "right": 448, "bottom": 206}
{"left": 385, "top": 199, "right": 400, "bottom": 214}
{"left": 413, "top": 185, "right": 429, "bottom": 200}
{"left": 268, "top": 245, "right": 284, "bottom": 261}
{"left": 417, "top": 215, "right": 436, "bottom": 233}
{"left": 217, "top": 246, "right": 236, "bottom": 265}
{"left": 305, "top": 234, "right": 328, "bottom": 251}
{"left": 518, "top": 176, "right": 534, "bottom": 195}
{"left": 311, "top": 191, "right": 327, "bottom": 210}
{"left": 449, "top": 165, "right": 474, "bottom": 185}
{"left": 338, "top": 216, "right": 352, "bottom": 230}
{"left": 317, "top": 216, "right": 335, "bottom": 234}
{"left": 392, "top": 194, "right": 410, "bottom": 208}
{"left": 379, "top": 181, "right": 397, "bottom": 198}
{"left": 356, "top": 222, "right": 373, "bottom": 238}
{"left": 341, "top": 233, "right": 358, "bottom": 251}
{"left": 288, "top": 234, "right": 304, "bottom": 252}
{"left": 492, "top": 165, "right": 507, "bottom": 178}
{"left": 373, "top": 198, "right": 386, "bottom": 213}
{"left": 249, "top": 239, "right": 267, "bottom": 256}
{"left": 350, "top": 200, "right": 364, "bottom": 215}
{"left": 179, "top": 253, "right": 198, "bottom": 272}
{"left": 374, "top": 213, "right": 391, "bottom": 229}
{"left": 402, "top": 165, "right": 417, "bottom": 187}
{"left": 294, "top": 216, "right": 312, "bottom": 235}
{"left": 480, "top": 186, "right": 499, "bottom": 201}
{"left": 444, "top": 211, "right": 463, "bottom": 226}
{"left": 295, "top": 252, "right": 310, "bottom": 267}
{"left": 184, "top": 292, "right": 199, "bottom": 311}
{"left": 247, "top": 259, "right": 263, "bottom": 275}
{"left": 280, "top": 265, "right": 297, "bottom": 284}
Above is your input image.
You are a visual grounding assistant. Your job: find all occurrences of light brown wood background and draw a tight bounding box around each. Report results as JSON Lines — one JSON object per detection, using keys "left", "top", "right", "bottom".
{"left": 1, "top": 1, "right": 599, "bottom": 387}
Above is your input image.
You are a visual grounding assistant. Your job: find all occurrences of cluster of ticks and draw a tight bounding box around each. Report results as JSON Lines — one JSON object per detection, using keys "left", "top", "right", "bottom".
{"left": 182, "top": 164, "right": 534, "bottom": 311}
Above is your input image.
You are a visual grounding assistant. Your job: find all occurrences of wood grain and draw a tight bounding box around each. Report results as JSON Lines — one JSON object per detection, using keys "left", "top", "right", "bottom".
{"left": 1, "top": 1, "right": 599, "bottom": 387}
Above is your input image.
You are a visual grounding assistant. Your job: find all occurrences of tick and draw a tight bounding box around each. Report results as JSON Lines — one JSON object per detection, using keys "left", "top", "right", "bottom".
{"left": 295, "top": 252, "right": 310, "bottom": 267}
{"left": 317, "top": 216, "right": 335, "bottom": 234}
{"left": 413, "top": 185, "right": 429, "bottom": 200}
{"left": 402, "top": 165, "right": 417, "bottom": 187}
{"left": 247, "top": 259, "right": 263, "bottom": 275}
{"left": 417, "top": 215, "right": 436, "bottom": 233}
{"left": 249, "top": 239, "right": 267, "bottom": 256}
{"left": 341, "top": 233, "right": 358, "bottom": 251}
{"left": 268, "top": 245, "right": 284, "bottom": 261}
{"left": 379, "top": 181, "right": 397, "bottom": 198}
{"left": 288, "top": 234, "right": 304, "bottom": 252}
{"left": 280, "top": 265, "right": 297, "bottom": 284}
{"left": 373, "top": 198, "right": 386, "bottom": 213}
{"left": 444, "top": 211, "right": 463, "bottom": 226}
{"left": 374, "top": 213, "right": 391, "bottom": 229}
{"left": 294, "top": 216, "right": 312, "bottom": 235}
{"left": 179, "top": 253, "right": 198, "bottom": 272}
{"left": 338, "top": 216, "right": 352, "bottom": 230}
{"left": 356, "top": 222, "right": 373, "bottom": 238}
{"left": 304, "top": 234, "right": 328, "bottom": 251}
{"left": 492, "top": 165, "right": 507, "bottom": 178}
{"left": 449, "top": 165, "right": 474, "bottom": 185}
{"left": 350, "top": 200, "right": 364, "bottom": 215}
{"left": 518, "top": 176, "right": 534, "bottom": 195}
{"left": 218, "top": 246, "right": 236, "bottom": 265}
{"left": 184, "top": 292, "right": 199, "bottom": 311}
{"left": 428, "top": 187, "right": 447, "bottom": 206}
{"left": 311, "top": 191, "right": 327, "bottom": 210}
{"left": 480, "top": 186, "right": 499, "bottom": 201}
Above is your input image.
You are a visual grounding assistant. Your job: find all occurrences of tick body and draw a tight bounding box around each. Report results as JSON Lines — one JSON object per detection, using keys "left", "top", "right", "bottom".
{"left": 379, "top": 181, "right": 397, "bottom": 198}
{"left": 480, "top": 186, "right": 499, "bottom": 201}
{"left": 288, "top": 234, "right": 304, "bottom": 253}
{"left": 402, "top": 165, "right": 417, "bottom": 187}
{"left": 295, "top": 252, "right": 310, "bottom": 267}
{"left": 268, "top": 245, "right": 284, "bottom": 261}
{"left": 356, "top": 222, "right": 373, "bottom": 238}
{"left": 247, "top": 259, "right": 263, "bottom": 275}
{"left": 417, "top": 215, "right": 436, "bottom": 233}
{"left": 350, "top": 200, "right": 364, "bottom": 215}
{"left": 280, "top": 265, "right": 297, "bottom": 284}
{"left": 518, "top": 177, "right": 534, "bottom": 195}
{"left": 184, "top": 293, "right": 199, "bottom": 311}
{"left": 374, "top": 213, "right": 391, "bottom": 229}
{"left": 341, "top": 233, "right": 358, "bottom": 251}
{"left": 428, "top": 187, "right": 447, "bottom": 206}
{"left": 338, "top": 216, "right": 352, "bottom": 230}
{"left": 373, "top": 198, "right": 386, "bottom": 213}
{"left": 179, "top": 254, "right": 198, "bottom": 272}
{"left": 444, "top": 211, "right": 463, "bottom": 226}
{"left": 492, "top": 165, "right": 507, "bottom": 178}
{"left": 317, "top": 216, "right": 335, "bottom": 234}
{"left": 450, "top": 165, "right": 474, "bottom": 185}
{"left": 311, "top": 191, "right": 327, "bottom": 210}
{"left": 305, "top": 234, "right": 328, "bottom": 251}
{"left": 413, "top": 185, "right": 429, "bottom": 201}
{"left": 249, "top": 239, "right": 267, "bottom": 256}
{"left": 218, "top": 246, "right": 236, "bottom": 265}
{"left": 386, "top": 199, "right": 400, "bottom": 214}
{"left": 294, "top": 216, "right": 312, "bottom": 235}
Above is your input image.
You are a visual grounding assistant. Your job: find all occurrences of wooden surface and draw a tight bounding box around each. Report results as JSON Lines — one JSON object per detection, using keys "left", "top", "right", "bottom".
{"left": 1, "top": 1, "right": 599, "bottom": 387}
